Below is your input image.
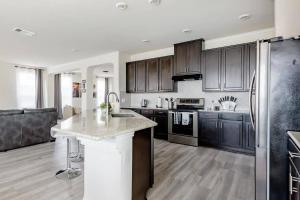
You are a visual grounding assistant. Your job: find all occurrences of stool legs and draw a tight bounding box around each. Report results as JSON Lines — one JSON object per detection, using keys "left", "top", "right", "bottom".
{"left": 55, "top": 138, "right": 81, "bottom": 180}
{"left": 70, "top": 140, "right": 84, "bottom": 163}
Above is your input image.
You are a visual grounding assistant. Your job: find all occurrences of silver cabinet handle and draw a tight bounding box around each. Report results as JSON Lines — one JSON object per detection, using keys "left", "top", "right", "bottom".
{"left": 249, "top": 71, "right": 256, "bottom": 130}
{"left": 216, "top": 121, "right": 218, "bottom": 129}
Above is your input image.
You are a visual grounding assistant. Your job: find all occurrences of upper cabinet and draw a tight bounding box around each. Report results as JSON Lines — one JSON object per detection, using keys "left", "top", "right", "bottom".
{"left": 146, "top": 58, "right": 159, "bottom": 92}
{"left": 126, "top": 62, "right": 136, "bottom": 93}
{"left": 159, "top": 56, "right": 174, "bottom": 92}
{"left": 126, "top": 56, "right": 175, "bottom": 93}
{"left": 174, "top": 39, "right": 204, "bottom": 75}
{"left": 202, "top": 42, "right": 257, "bottom": 92}
{"left": 222, "top": 45, "right": 244, "bottom": 91}
{"left": 135, "top": 61, "right": 146, "bottom": 93}
{"left": 244, "top": 42, "right": 257, "bottom": 91}
{"left": 202, "top": 48, "right": 222, "bottom": 91}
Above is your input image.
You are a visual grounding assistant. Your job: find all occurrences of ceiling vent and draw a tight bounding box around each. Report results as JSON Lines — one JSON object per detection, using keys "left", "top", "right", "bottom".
{"left": 13, "top": 28, "right": 36, "bottom": 37}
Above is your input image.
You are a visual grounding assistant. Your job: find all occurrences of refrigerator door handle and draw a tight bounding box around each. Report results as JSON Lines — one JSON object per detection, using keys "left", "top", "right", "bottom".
{"left": 249, "top": 71, "right": 256, "bottom": 130}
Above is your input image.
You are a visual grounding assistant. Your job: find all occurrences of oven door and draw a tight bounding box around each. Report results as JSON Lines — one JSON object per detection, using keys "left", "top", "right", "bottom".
{"left": 168, "top": 111, "right": 198, "bottom": 137}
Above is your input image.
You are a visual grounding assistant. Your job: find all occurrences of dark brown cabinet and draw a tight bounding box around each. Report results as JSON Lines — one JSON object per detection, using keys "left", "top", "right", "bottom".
{"left": 159, "top": 56, "right": 174, "bottom": 92}
{"left": 199, "top": 118, "right": 219, "bottom": 145}
{"left": 126, "top": 56, "right": 175, "bottom": 93}
{"left": 202, "top": 42, "right": 256, "bottom": 92}
{"left": 174, "top": 39, "right": 203, "bottom": 75}
{"left": 126, "top": 62, "right": 136, "bottom": 93}
{"left": 135, "top": 61, "right": 146, "bottom": 92}
{"left": 244, "top": 122, "right": 255, "bottom": 151}
{"left": 244, "top": 42, "right": 257, "bottom": 91}
{"left": 219, "top": 120, "right": 243, "bottom": 149}
{"left": 222, "top": 45, "right": 244, "bottom": 91}
{"left": 202, "top": 48, "right": 222, "bottom": 91}
{"left": 146, "top": 59, "right": 159, "bottom": 92}
{"left": 198, "top": 112, "right": 255, "bottom": 155}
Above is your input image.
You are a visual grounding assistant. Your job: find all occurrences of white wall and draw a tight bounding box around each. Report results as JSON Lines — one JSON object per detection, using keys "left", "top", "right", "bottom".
{"left": 48, "top": 51, "right": 121, "bottom": 111}
{"left": 0, "top": 60, "right": 18, "bottom": 109}
{"left": 275, "top": 0, "right": 300, "bottom": 38}
{"left": 126, "top": 28, "right": 275, "bottom": 111}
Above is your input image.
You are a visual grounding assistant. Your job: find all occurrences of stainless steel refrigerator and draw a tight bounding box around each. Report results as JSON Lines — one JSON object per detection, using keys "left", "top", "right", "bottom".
{"left": 250, "top": 37, "right": 300, "bottom": 200}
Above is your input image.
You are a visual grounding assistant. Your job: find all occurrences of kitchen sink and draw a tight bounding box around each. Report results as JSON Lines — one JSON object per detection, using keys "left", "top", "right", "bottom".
{"left": 111, "top": 113, "right": 135, "bottom": 118}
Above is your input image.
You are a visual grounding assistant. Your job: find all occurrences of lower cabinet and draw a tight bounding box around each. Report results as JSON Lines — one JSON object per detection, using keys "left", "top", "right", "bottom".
{"left": 219, "top": 120, "right": 243, "bottom": 149}
{"left": 199, "top": 118, "right": 219, "bottom": 145}
{"left": 199, "top": 112, "right": 255, "bottom": 155}
{"left": 139, "top": 109, "right": 168, "bottom": 140}
{"left": 244, "top": 122, "right": 255, "bottom": 151}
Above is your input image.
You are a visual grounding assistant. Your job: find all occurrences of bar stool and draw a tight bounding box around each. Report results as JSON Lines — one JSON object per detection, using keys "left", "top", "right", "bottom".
{"left": 55, "top": 137, "right": 81, "bottom": 180}
{"left": 69, "top": 139, "right": 84, "bottom": 163}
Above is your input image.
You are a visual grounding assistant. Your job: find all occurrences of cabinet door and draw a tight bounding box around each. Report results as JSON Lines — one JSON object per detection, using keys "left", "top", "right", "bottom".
{"left": 153, "top": 115, "right": 168, "bottom": 140}
{"left": 174, "top": 43, "right": 187, "bottom": 74}
{"left": 159, "top": 56, "right": 174, "bottom": 92}
{"left": 219, "top": 120, "right": 243, "bottom": 149}
{"left": 244, "top": 43, "right": 257, "bottom": 91}
{"left": 136, "top": 61, "right": 146, "bottom": 92}
{"left": 146, "top": 59, "right": 159, "bottom": 92}
{"left": 222, "top": 45, "right": 245, "bottom": 91}
{"left": 187, "top": 40, "right": 201, "bottom": 73}
{"left": 202, "top": 49, "right": 222, "bottom": 91}
{"left": 199, "top": 118, "right": 219, "bottom": 145}
{"left": 244, "top": 122, "right": 255, "bottom": 151}
{"left": 126, "top": 62, "right": 136, "bottom": 93}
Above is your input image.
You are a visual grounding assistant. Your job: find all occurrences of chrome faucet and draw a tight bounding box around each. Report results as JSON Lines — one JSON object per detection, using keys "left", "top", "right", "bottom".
{"left": 105, "top": 92, "right": 120, "bottom": 120}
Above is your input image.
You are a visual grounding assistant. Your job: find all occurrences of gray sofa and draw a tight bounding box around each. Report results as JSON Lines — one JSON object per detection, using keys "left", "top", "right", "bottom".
{"left": 0, "top": 108, "right": 58, "bottom": 151}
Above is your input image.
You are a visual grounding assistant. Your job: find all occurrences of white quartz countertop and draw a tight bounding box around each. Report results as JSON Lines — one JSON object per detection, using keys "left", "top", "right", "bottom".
{"left": 51, "top": 109, "right": 157, "bottom": 141}
{"left": 288, "top": 131, "right": 300, "bottom": 148}
{"left": 121, "top": 106, "right": 168, "bottom": 110}
{"left": 198, "top": 109, "right": 250, "bottom": 114}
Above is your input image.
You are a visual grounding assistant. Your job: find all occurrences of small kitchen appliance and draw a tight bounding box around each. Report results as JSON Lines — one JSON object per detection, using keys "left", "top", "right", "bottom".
{"left": 140, "top": 99, "right": 148, "bottom": 107}
{"left": 156, "top": 97, "right": 163, "bottom": 108}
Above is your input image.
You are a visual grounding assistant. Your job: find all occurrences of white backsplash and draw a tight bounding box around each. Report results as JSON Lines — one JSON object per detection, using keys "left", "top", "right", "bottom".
{"left": 129, "top": 80, "right": 249, "bottom": 111}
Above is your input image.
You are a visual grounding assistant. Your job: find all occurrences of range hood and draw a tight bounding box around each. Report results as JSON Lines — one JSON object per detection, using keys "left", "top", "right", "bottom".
{"left": 172, "top": 74, "right": 202, "bottom": 81}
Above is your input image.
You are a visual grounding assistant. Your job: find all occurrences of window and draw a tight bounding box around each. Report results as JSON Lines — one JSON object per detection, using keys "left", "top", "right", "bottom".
{"left": 96, "top": 77, "right": 106, "bottom": 106}
{"left": 61, "top": 74, "right": 73, "bottom": 108}
{"left": 16, "top": 68, "right": 36, "bottom": 108}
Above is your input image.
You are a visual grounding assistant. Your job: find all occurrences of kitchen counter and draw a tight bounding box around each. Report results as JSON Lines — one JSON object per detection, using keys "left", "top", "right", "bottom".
{"left": 122, "top": 106, "right": 249, "bottom": 114}
{"left": 198, "top": 109, "right": 250, "bottom": 114}
{"left": 51, "top": 109, "right": 156, "bottom": 200}
{"left": 121, "top": 106, "right": 168, "bottom": 111}
{"left": 288, "top": 131, "right": 300, "bottom": 148}
{"left": 51, "top": 109, "right": 157, "bottom": 141}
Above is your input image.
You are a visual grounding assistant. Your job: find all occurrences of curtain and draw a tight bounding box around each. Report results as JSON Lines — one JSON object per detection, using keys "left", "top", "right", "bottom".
{"left": 16, "top": 67, "right": 36, "bottom": 109}
{"left": 54, "top": 74, "right": 63, "bottom": 119}
{"left": 35, "top": 69, "right": 44, "bottom": 108}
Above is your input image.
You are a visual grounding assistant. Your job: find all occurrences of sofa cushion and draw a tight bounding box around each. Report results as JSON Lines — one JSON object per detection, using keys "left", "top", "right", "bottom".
{"left": 24, "top": 108, "right": 57, "bottom": 114}
{"left": 0, "top": 110, "right": 24, "bottom": 116}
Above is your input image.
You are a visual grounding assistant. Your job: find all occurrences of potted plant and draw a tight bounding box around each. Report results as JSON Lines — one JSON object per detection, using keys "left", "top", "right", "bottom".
{"left": 100, "top": 102, "right": 112, "bottom": 115}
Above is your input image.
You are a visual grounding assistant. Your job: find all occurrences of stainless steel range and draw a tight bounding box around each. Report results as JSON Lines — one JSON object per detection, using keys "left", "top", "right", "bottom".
{"left": 168, "top": 98, "right": 205, "bottom": 146}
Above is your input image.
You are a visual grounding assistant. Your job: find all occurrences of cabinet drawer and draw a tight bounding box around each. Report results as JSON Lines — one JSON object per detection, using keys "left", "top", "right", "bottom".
{"left": 154, "top": 110, "right": 168, "bottom": 116}
{"left": 141, "top": 109, "right": 154, "bottom": 115}
{"left": 199, "top": 112, "right": 218, "bottom": 119}
{"left": 219, "top": 113, "right": 243, "bottom": 121}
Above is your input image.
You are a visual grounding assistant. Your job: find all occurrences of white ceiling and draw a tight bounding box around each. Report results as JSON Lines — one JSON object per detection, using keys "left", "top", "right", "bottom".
{"left": 0, "top": 0, "right": 274, "bottom": 67}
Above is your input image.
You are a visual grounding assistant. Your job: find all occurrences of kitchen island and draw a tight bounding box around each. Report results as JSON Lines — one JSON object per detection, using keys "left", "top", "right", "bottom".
{"left": 51, "top": 109, "right": 157, "bottom": 200}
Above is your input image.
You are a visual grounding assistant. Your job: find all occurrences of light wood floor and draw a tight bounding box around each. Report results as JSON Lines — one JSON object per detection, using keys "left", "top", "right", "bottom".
{"left": 0, "top": 139, "right": 254, "bottom": 200}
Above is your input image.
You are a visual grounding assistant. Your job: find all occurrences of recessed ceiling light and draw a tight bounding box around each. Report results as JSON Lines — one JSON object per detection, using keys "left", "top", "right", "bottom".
{"left": 13, "top": 27, "right": 36, "bottom": 37}
{"left": 142, "top": 39, "right": 150, "bottom": 43}
{"left": 116, "top": 2, "right": 128, "bottom": 10}
{"left": 148, "top": 0, "right": 161, "bottom": 5}
{"left": 182, "top": 29, "right": 192, "bottom": 33}
{"left": 238, "top": 13, "right": 252, "bottom": 21}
